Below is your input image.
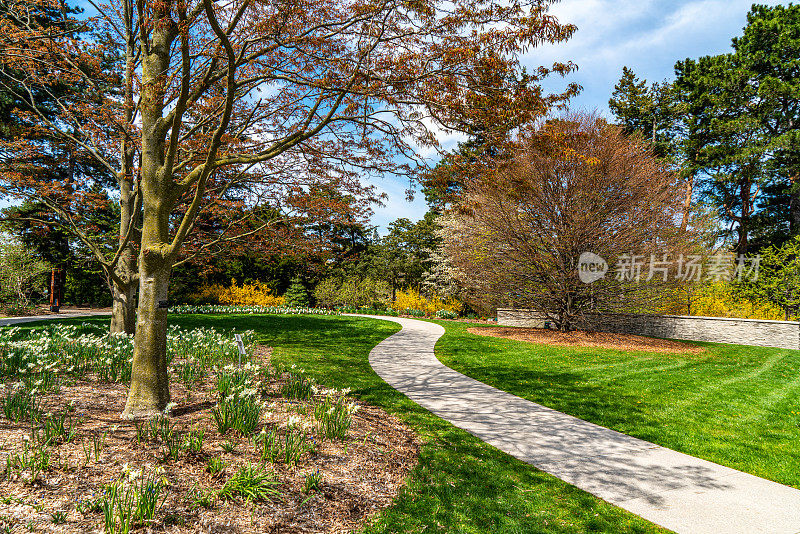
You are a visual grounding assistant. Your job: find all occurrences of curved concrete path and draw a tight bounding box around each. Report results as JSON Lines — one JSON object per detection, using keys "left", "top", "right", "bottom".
{"left": 0, "top": 311, "right": 110, "bottom": 327}
{"left": 358, "top": 315, "right": 800, "bottom": 534}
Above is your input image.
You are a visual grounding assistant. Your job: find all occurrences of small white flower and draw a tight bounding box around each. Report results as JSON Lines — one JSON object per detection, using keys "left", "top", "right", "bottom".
{"left": 286, "top": 415, "right": 301, "bottom": 428}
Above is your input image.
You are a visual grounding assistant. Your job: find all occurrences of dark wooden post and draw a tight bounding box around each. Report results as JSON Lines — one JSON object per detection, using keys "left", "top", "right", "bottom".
{"left": 49, "top": 268, "right": 63, "bottom": 312}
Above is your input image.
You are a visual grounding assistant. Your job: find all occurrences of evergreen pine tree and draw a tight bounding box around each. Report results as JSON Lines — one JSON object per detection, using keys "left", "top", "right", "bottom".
{"left": 284, "top": 277, "right": 310, "bottom": 307}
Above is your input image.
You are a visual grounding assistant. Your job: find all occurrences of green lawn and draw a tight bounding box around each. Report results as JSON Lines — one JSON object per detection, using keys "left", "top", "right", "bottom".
{"left": 434, "top": 321, "right": 800, "bottom": 489}
{"left": 28, "top": 313, "right": 667, "bottom": 534}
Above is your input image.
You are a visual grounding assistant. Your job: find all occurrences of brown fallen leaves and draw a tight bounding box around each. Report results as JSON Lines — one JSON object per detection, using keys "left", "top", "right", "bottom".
{"left": 468, "top": 327, "right": 705, "bottom": 355}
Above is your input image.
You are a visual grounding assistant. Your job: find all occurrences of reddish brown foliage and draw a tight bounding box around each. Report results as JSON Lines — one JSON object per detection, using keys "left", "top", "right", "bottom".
{"left": 444, "top": 113, "right": 695, "bottom": 330}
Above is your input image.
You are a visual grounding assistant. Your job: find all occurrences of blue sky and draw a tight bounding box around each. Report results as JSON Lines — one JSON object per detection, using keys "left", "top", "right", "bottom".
{"left": 369, "top": 0, "right": 793, "bottom": 231}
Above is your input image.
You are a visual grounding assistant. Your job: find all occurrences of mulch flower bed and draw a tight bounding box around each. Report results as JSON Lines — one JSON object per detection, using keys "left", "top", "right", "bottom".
{"left": 0, "top": 346, "right": 419, "bottom": 533}
{"left": 468, "top": 327, "right": 706, "bottom": 354}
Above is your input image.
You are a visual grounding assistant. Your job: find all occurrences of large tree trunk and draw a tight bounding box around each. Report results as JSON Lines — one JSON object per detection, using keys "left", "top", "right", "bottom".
{"left": 108, "top": 183, "right": 139, "bottom": 335}
{"left": 109, "top": 177, "right": 139, "bottom": 334}
{"left": 121, "top": 129, "right": 173, "bottom": 417}
{"left": 790, "top": 184, "right": 800, "bottom": 236}
{"left": 110, "top": 3, "right": 139, "bottom": 336}
{"left": 110, "top": 278, "right": 136, "bottom": 334}
{"left": 121, "top": 11, "right": 180, "bottom": 418}
{"left": 122, "top": 253, "right": 171, "bottom": 417}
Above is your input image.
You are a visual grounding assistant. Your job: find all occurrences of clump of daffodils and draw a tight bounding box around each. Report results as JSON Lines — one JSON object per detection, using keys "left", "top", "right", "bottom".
{"left": 0, "top": 323, "right": 258, "bottom": 387}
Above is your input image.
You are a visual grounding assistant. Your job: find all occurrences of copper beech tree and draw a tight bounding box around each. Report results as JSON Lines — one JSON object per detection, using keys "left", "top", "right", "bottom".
{"left": 2, "top": 0, "right": 578, "bottom": 417}
{"left": 444, "top": 114, "right": 693, "bottom": 331}
{"left": 0, "top": 0, "right": 382, "bottom": 334}
{"left": 177, "top": 169, "right": 385, "bottom": 275}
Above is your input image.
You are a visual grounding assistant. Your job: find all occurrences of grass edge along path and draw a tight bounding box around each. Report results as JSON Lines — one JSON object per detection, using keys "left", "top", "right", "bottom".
{"left": 243, "top": 314, "right": 670, "bottom": 534}
{"left": 8, "top": 313, "right": 669, "bottom": 534}
{"left": 433, "top": 320, "right": 800, "bottom": 490}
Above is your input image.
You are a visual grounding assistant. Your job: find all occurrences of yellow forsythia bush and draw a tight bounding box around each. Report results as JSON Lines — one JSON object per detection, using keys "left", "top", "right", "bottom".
{"left": 662, "top": 282, "right": 784, "bottom": 320}
{"left": 189, "top": 280, "right": 286, "bottom": 306}
{"left": 391, "top": 289, "right": 462, "bottom": 315}
{"left": 691, "top": 284, "right": 784, "bottom": 320}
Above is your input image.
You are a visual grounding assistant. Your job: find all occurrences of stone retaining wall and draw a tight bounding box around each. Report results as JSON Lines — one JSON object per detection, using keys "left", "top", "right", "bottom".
{"left": 496, "top": 308, "right": 800, "bottom": 350}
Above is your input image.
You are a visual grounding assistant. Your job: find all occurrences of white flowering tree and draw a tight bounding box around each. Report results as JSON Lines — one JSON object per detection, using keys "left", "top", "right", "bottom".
{"left": 0, "top": 234, "right": 51, "bottom": 310}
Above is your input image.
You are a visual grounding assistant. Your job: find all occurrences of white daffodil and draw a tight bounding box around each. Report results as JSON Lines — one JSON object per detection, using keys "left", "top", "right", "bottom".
{"left": 286, "top": 414, "right": 302, "bottom": 428}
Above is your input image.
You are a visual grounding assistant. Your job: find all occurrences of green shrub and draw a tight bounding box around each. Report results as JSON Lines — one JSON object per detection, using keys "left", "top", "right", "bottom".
{"left": 189, "top": 486, "right": 216, "bottom": 509}
{"left": 5, "top": 439, "right": 50, "bottom": 482}
{"left": 436, "top": 309, "right": 459, "bottom": 319}
{"left": 1, "top": 388, "right": 40, "bottom": 423}
{"left": 313, "top": 276, "right": 391, "bottom": 308}
{"left": 215, "top": 366, "right": 253, "bottom": 398}
{"left": 134, "top": 416, "right": 176, "bottom": 444}
{"left": 176, "top": 362, "right": 205, "bottom": 386}
{"left": 281, "top": 425, "right": 312, "bottom": 465}
{"left": 100, "top": 471, "right": 163, "bottom": 534}
{"left": 303, "top": 470, "right": 322, "bottom": 493}
{"left": 161, "top": 431, "right": 184, "bottom": 462}
{"left": 253, "top": 427, "right": 280, "bottom": 463}
{"left": 185, "top": 428, "right": 204, "bottom": 454}
{"left": 37, "top": 411, "right": 78, "bottom": 445}
{"left": 206, "top": 457, "right": 226, "bottom": 475}
{"left": 169, "top": 305, "right": 338, "bottom": 315}
{"left": 253, "top": 424, "right": 312, "bottom": 465}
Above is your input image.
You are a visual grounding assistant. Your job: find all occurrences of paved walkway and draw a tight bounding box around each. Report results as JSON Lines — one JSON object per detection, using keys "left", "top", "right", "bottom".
{"left": 0, "top": 311, "right": 110, "bottom": 327}
{"left": 358, "top": 315, "right": 800, "bottom": 534}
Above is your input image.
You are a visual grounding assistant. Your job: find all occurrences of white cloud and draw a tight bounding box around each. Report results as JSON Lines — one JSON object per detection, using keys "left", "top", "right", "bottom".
{"left": 528, "top": 0, "right": 793, "bottom": 117}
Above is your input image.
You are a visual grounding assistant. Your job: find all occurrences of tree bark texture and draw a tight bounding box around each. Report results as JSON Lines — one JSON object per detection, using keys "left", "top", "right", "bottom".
{"left": 121, "top": 16, "right": 177, "bottom": 417}
{"left": 122, "top": 258, "right": 171, "bottom": 417}
{"left": 110, "top": 279, "right": 136, "bottom": 334}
